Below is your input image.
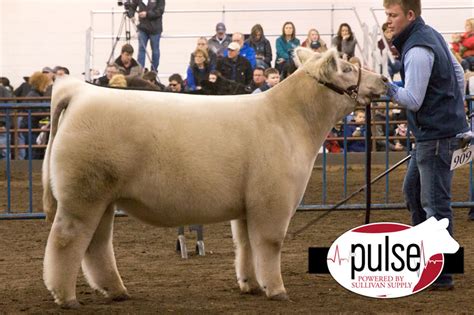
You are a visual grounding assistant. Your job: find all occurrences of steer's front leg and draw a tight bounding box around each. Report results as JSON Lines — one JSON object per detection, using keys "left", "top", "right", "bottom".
{"left": 231, "top": 219, "right": 263, "bottom": 295}
{"left": 246, "top": 210, "right": 291, "bottom": 300}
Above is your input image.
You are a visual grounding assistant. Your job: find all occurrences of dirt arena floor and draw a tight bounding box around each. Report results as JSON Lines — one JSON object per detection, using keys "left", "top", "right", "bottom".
{"left": 0, "top": 165, "right": 473, "bottom": 314}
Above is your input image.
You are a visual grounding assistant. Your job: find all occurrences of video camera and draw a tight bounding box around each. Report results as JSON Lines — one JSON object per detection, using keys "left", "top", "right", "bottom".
{"left": 117, "top": 0, "right": 130, "bottom": 9}
{"left": 117, "top": 1, "right": 135, "bottom": 18}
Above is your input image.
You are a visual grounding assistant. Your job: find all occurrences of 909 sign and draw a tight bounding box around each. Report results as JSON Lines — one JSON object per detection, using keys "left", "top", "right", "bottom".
{"left": 451, "top": 146, "right": 474, "bottom": 171}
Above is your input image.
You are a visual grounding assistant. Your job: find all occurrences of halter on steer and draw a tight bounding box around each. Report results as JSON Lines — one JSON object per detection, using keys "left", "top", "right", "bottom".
{"left": 305, "top": 64, "right": 362, "bottom": 102}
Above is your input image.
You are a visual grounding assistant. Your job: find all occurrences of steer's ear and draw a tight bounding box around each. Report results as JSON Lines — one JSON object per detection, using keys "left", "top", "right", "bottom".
{"left": 294, "top": 47, "right": 315, "bottom": 67}
{"left": 314, "top": 49, "right": 341, "bottom": 81}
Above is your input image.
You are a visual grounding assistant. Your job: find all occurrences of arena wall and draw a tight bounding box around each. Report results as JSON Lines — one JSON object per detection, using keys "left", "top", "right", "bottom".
{"left": 1, "top": 0, "right": 473, "bottom": 88}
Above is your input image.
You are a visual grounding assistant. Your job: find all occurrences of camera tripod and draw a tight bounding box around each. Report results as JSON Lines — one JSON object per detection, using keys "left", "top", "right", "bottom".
{"left": 105, "top": 11, "right": 155, "bottom": 73}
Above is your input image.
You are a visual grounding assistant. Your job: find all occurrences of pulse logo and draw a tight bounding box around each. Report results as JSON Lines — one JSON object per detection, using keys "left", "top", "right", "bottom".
{"left": 327, "top": 217, "right": 459, "bottom": 298}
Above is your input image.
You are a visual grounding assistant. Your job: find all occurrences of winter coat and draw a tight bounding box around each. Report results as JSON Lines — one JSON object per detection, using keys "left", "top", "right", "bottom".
{"left": 127, "top": 0, "right": 165, "bottom": 35}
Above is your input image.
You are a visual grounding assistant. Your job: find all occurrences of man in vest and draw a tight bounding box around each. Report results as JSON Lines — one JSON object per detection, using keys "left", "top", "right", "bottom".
{"left": 384, "top": 0, "right": 469, "bottom": 290}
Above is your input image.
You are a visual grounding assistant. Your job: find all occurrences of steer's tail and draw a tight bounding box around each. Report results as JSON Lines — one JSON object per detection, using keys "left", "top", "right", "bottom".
{"left": 42, "top": 77, "right": 80, "bottom": 223}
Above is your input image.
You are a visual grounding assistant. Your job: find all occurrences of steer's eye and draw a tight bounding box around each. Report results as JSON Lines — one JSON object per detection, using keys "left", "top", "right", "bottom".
{"left": 343, "top": 67, "right": 352, "bottom": 73}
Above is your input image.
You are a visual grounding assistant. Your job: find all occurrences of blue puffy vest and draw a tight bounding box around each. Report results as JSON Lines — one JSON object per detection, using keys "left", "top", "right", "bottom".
{"left": 393, "top": 17, "right": 468, "bottom": 141}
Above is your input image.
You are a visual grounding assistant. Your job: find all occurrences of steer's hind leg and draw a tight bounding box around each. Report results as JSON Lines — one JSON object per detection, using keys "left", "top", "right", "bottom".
{"left": 43, "top": 201, "right": 107, "bottom": 308}
{"left": 82, "top": 204, "right": 129, "bottom": 301}
{"left": 230, "top": 219, "right": 262, "bottom": 295}
{"left": 247, "top": 211, "right": 291, "bottom": 300}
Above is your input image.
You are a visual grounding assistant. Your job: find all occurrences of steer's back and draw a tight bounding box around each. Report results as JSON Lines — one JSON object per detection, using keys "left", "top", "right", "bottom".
{"left": 50, "top": 81, "right": 269, "bottom": 226}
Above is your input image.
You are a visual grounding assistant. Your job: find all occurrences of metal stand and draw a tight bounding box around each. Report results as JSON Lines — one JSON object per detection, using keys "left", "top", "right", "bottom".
{"left": 104, "top": 12, "right": 154, "bottom": 73}
{"left": 176, "top": 225, "right": 205, "bottom": 259}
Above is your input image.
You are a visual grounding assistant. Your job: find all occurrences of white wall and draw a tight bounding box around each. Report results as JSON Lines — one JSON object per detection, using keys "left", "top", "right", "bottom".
{"left": 1, "top": 0, "right": 473, "bottom": 88}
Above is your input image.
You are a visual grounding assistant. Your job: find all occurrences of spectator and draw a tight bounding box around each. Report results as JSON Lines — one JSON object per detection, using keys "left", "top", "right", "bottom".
{"left": 0, "top": 84, "right": 12, "bottom": 160}
{"left": 42, "top": 67, "right": 55, "bottom": 97}
{"left": 166, "top": 73, "right": 184, "bottom": 92}
{"left": 451, "top": 18, "right": 474, "bottom": 72}
{"left": 245, "top": 24, "right": 273, "bottom": 69}
{"left": 208, "top": 70, "right": 218, "bottom": 83}
{"left": 142, "top": 71, "right": 166, "bottom": 90}
{"left": 332, "top": 23, "right": 357, "bottom": 60}
{"left": 53, "top": 66, "right": 70, "bottom": 78}
{"left": 127, "top": 0, "right": 165, "bottom": 72}
{"left": 216, "top": 42, "right": 252, "bottom": 86}
{"left": 344, "top": 109, "right": 365, "bottom": 152}
{"left": 301, "top": 28, "right": 328, "bottom": 53}
{"left": 199, "top": 71, "right": 249, "bottom": 95}
{"left": 95, "top": 63, "right": 120, "bottom": 87}
{"left": 225, "top": 32, "right": 256, "bottom": 69}
{"left": 378, "top": 22, "right": 402, "bottom": 79}
{"left": 20, "top": 72, "right": 51, "bottom": 159}
{"left": 109, "top": 74, "right": 127, "bottom": 88}
{"left": 252, "top": 68, "right": 280, "bottom": 93}
{"left": 0, "top": 84, "right": 11, "bottom": 98}
{"left": 186, "top": 48, "right": 213, "bottom": 91}
{"left": 0, "top": 77, "right": 14, "bottom": 93}
{"left": 126, "top": 75, "right": 161, "bottom": 91}
{"left": 325, "top": 123, "right": 344, "bottom": 153}
{"left": 374, "top": 108, "right": 404, "bottom": 152}
{"left": 114, "top": 44, "right": 143, "bottom": 77}
{"left": 190, "top": 37, "right": 217, "bottom": 70}
{"left": 208, "top": 22, "right": 232, "bottom": 58}
{"left": 246, "top": 67, "right": 266, "bottom": 92}
{"left": 275, "top": 21, "right": 300, "bottom": 74}
{"left": 14, "top": 76, "right": 31, "bottom": 97}
{"left": 394, "top": 122, "right": 409, "bottom": 148}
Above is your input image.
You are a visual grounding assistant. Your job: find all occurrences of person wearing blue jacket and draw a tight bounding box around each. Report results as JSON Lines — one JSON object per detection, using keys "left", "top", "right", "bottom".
{"left": 186, "top": 48, "right": 214, "bottom": 91}
{"left": 344, "top": 110, "right": 366, "bottom": 152}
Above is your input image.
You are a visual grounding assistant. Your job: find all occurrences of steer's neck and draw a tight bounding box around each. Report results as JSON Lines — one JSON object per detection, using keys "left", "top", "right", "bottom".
{"left": 268, "top": 70, "right": 348, "bottom": 150}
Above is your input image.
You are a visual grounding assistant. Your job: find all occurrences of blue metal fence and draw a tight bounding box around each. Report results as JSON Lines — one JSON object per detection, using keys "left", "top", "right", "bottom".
{"left": 1, "top": 97, "right": 473, "bottom": 219}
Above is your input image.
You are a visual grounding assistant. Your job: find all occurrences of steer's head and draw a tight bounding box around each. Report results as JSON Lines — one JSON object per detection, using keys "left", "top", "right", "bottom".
{"left": 294, "top": 48, "right": 387, "bottom": 108}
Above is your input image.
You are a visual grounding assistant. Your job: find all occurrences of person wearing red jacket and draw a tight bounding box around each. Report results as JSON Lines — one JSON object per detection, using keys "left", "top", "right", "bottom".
{"left": 451, "top": 18, "right": 474, "bottom": 71}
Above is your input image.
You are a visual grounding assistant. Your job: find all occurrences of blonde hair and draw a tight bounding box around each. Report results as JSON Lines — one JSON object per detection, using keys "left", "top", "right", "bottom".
{"left": 28, "top": 72, "right": 51, "bottom": 93}
{"left": 466, "top": 18, "right": 474, "bottom": 30}
{"left": 109, "top": 74, "right": 127, "bottom": 88}
{"left": 193, "top": 48, "right": 209, "bottom": 64}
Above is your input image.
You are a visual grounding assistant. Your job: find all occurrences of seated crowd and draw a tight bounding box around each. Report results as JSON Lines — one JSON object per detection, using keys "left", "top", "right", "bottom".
{"left": 1, "top": 19, "right": 473, "bottom": 158}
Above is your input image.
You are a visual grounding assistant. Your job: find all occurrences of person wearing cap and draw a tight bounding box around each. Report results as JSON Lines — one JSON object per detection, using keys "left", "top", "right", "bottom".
{"left": 224, "top": 32, "right": 256, "bottom": 69}
{"left": 216, "top": 42, "right": 252, "bottom": 88}
{"left": 208, "top": 22, "right": 232, "bottom": 58}
{"left": 114, "top": 43, "right": 143, "bottom": 77}
{"left": 53, "top": 66, "right": 70, "bottom": 78}
{"left": 126, "top": 0, "right": 165, "bottom": 72}
{"left": 41, "top": 67, "right": 55, "bottom": 96}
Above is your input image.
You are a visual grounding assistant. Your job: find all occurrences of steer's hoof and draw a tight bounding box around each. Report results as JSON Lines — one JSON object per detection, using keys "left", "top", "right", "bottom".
{"left": 241, "top": 286, "right": 264, "bottom": 296}
{"left": 60, "top": 300, "right": 81, "bottom": 309}
{"left": 111, "top": 292, "right": 131, "bottom": 302}
{"left": 269, "top": 292, "right": 289, "bottom": 301}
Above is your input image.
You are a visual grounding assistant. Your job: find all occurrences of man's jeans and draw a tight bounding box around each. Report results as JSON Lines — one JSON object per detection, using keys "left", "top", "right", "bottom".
{"left": 137, "top": 31, "right": 161, "bottom": 72}
{"left": 403, "top": 137, "right": 461, "bottom": 236}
